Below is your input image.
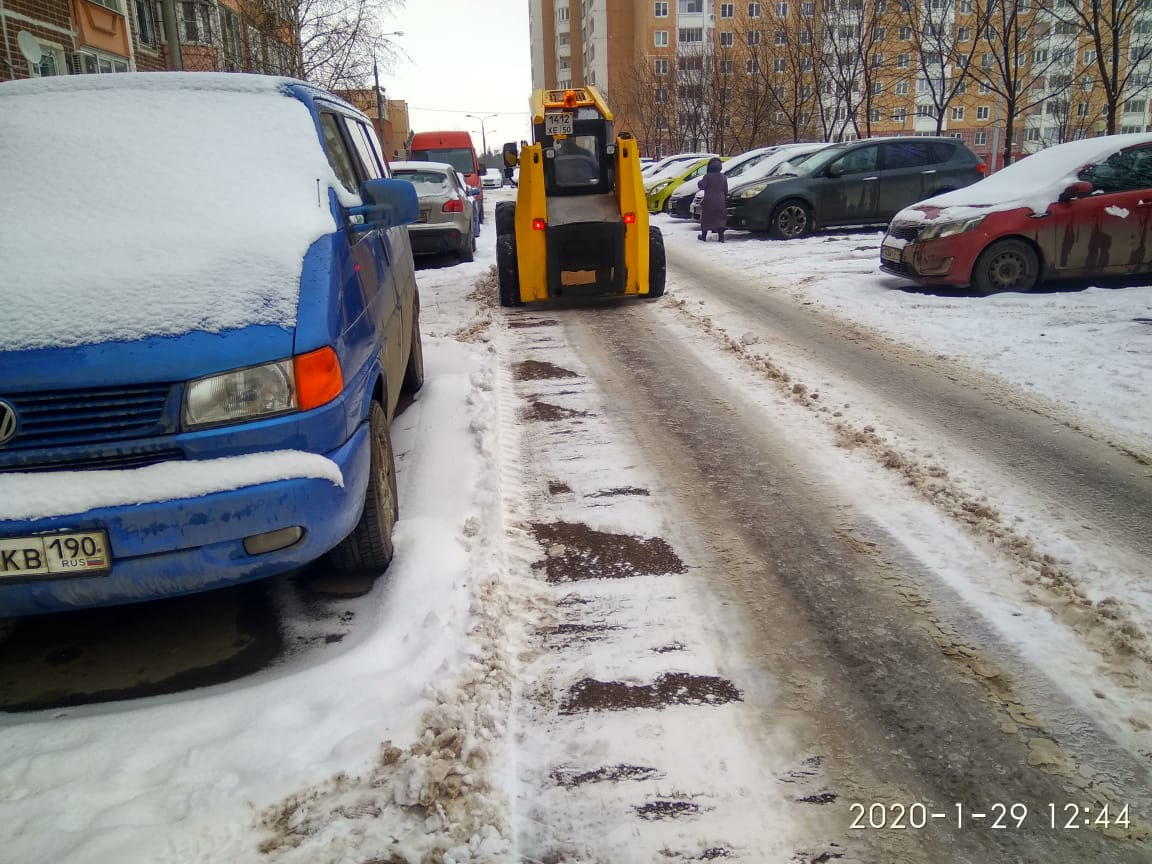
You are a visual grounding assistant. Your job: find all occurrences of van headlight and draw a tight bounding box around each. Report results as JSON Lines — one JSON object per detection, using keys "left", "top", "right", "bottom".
{"left": 918, "top": 215, "right": 986, "bottom": 240}
{"left": 183, "top": 360, "right": 296, "bottom": 428}
{"left": 737, "top": 182, "right": 769, "bottom": 199}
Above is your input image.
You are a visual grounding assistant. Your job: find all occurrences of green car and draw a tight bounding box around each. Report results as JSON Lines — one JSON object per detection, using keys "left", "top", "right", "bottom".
{"left": 644, "top": 156, "right": 723, "bottom": 213}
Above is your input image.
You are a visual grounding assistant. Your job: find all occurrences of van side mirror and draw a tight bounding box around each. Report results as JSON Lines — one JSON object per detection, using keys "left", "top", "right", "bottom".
{"left": 503, "top": 142, "right": 519, "bottom": 168}
{"left": 1058, "top": 179, "right": 1093, "bottom": 203}
{"left": 348, "top": 178, "right": 419, "bottom": 231}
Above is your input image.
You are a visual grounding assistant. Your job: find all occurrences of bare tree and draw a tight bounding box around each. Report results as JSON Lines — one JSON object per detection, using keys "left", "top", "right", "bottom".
{"left": 1036, "top": 0, "right": 1152, "bottom": 135}
{"left": 293, "top": 0, "right": 405, "bottom": 91}
{"left": 898, "top": 0, "right": 987, "bottom": 134}
{"left": 971, "top": 0, "right": 1075, "bottom": 166}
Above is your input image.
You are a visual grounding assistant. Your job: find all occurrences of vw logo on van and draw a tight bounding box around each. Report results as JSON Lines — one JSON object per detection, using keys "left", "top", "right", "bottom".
{"left": 0, "top": 399, "right": 18, "bottom": 446}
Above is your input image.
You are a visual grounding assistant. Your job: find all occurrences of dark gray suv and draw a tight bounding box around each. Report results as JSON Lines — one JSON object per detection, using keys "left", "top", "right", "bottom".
{"left": 726, "top": 137, "right": 985, "bottom": 239}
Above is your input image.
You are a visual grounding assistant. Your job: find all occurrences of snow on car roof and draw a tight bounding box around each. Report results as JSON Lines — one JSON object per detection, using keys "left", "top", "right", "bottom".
{"left": 391, "top": 160, "right": 457, "bottom": 174}
{"left": 898, "top": 132, "right": 1152, "bottom": 222}
{"left": 0, "top": 73, "right": 346, "bottom": 352}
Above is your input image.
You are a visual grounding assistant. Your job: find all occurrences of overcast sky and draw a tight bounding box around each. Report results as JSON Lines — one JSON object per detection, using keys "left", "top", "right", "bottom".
{"left": 381, "top": 0, "right": 535, "bottom": 156}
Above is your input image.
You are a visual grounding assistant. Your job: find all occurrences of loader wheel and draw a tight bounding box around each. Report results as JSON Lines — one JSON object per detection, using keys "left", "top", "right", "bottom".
{"left": 497, "top": 235, "right": 521, "bottom": 307}
{"left": 495, "top": 201, "right": 516, "bottom": 237}
{"left": 647, "top": 226, "right": 666, "bottom": 298}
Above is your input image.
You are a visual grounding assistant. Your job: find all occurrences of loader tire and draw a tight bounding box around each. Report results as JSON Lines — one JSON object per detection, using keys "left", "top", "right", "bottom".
{"left": 497, "top": 235, "right": 521, "bottom": 307}
{"left": 647, "top": 226, "right": 666, "bottom": 298}
{"left": 495, "top": 201, "right": 516, "bottom": 237}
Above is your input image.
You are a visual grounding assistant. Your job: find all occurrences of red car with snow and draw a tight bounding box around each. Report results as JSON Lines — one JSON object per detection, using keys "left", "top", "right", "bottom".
{"left": 880, "top": 134, "right": 1152, "bottom": 294}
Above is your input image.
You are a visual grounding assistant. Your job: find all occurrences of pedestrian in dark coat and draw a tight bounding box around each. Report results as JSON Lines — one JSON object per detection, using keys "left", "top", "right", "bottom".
{"left": 697, "top": 157, "right": 727, "bottom": 242}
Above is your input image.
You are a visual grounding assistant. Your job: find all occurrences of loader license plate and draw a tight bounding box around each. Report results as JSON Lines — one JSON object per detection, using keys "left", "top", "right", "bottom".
{"left": 545, "top": 112, "right": 573, "bottom": 136}
{"left": 0, "top": 531, "right": 111, "bottom": 580}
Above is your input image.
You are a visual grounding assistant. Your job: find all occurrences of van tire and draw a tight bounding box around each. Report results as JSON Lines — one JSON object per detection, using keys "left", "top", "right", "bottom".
{"left": 402, "top": 310, "right": 424, "bottom": 394}
{"left": 497, "top": 235, "right": 521, "bottom": 307}
{"left": 330, "top": 401, "right": 397, "bottom": 575}
{"left": 647, "top": 226, "right": 666, "bottom": 298}
{"left": 495, "top": 201, "right": 516, "bottom": 237}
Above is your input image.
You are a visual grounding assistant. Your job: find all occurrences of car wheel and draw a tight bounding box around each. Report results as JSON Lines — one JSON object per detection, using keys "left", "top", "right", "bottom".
{"left": 497, "top": 234, "right": 521, "bottom": 307}
{"left": 972, "top": 239, "right": 1041, "bottom": 295}
{"left": 495, "top": 201, "right": 516, "bottom": 237}
{"left": 402, "top": 307, "right": 424, "bottom": 394}
{"left": 770, "top": 200, "right": 812, "bottom": 239}
{"left": 329, "top": 401, "right": 397, "bottom": 574}
{"left": 647, "top": 226, "right": 666, "bottom": 298}
{"left": 459, "top": 231, "right": 475, "bottom": 263}
{"left": 662, "top": 196, "right": 672, "bottom": 214}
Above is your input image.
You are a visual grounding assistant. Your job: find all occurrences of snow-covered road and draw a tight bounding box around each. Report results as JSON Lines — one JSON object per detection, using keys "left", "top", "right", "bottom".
{"left": 2, "top": 192, "right": 1149, "bottom": 863}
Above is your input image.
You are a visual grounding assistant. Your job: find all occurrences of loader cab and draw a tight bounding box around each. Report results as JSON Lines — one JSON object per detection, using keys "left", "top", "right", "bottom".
{"left": 534, "top": 111, "right": 616, "bottom": 196}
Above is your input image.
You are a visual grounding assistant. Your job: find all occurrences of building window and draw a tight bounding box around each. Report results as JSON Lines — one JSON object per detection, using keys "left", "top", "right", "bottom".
{"left": 679, "top": 55, "right": 703, "bottom": 71}
{"left": 655, "top": 30, "right": 669, "bottom": 47}
{"left": 917, "top": 78, "right": 930, "bottom": 93}
{"left": 979, "top": 81, "right": 991, "bottom": 94}
{"left": 28, "top": 38, "right": 66, "bottom": 76}
{"left": 871, "top": 81, "right": 882, "bottom": 95}
{"left": 680, "top": 0, "right": 703, "bottom": 11}
{"left": 869, "top": 109, "right": 881, "bottom": 122}
{"left": 800, "top": 56, "right": 812, "bottom": 70}
{"left": 898, "top": 26, "right": 911, "bottom": 40}
{"left": 957, "top": 26, "right": 971, "bottom": 42}
{"left": 974, "top": 131, "right": 988, "bottom": 145}
{"left": 775, "top": 1, "right": 788, "bottom": 14}
{"left": 774, "top": 58, "right": 787, "bottom": 72}
{"left": 916, "top": 105, "right": 931, "bottom": 117}
{"left": 747, "top": 58, "right": 761, "bottom": 72}
{"left": 1084, "top": 49, "right": 1096, "bottom": 64}
{"left": 720, "top": 59, "right": 734, "bottom": 73}
{"left": 179, "top": 1, "right": 214, "bottom": 44}
{"left": 748, "top": 2, "right": 762, "bottom": 17}
{"left": 680, "top": 28, "right": 704, "bottom": 43}
{"left": 747, "top": 30, "right": 762, "bottom": 45}
{"left": 895, "top": 80, "right": 909, "bottom": 95}
{"left": 959, "top": 0, "right": 972, "bottom": 10}
{"left": 980, "top": 53, "right": 993, "bottom": 69}
{"left": 1077, "top": 102, "right": 1091, "bottom": 117}
{"left": 558, "top": 6, "right": 569, "bottom": 22}
{"left": 976, "top": 105, "right": 990, "bottom": 119}
{"left": 134, "top": 0, "right": 158, "bottom": 48}
{"left": 720, "top": 2, "right": 734, "bottom": 16}
{"left": 774, "top": 30, "right": 786, "bottom": 45}
{"left": 88, "top": 0, "right": 122, "bottom": 11}
{"left": 896, "top": 53, "right": 909, "bottom": 68}
{"left": 956, "top": 80, "right": 967, "bottom": 95}
{"left": 801, "top": 29, "right": 813, "bottom": 45}
{"left": 951, "top": 106, "right": 964, "bottom": 120}
{"left": 720, "top": 31, "right": 734, "bottom": 47}
{"left": 1123, "top": 99, "right": 1147, "bottom": 114}
{"left": 893, "top": 107, "right": 907, "bottom": 121}
{"left": 655, "top": 58, "right": 669, "bottom": 74}
{"left": 68, "top": 49, "right": 131, "bottom": 74}
{"left": 655, "top": 1, "right": 669, "bottom": 16}
{"left": 220, "top": 6, "right": 244, "bottom": 70}
{"left": 801, "top": 1, "right": 814, "bottom": 14}
{"left": 1080, "top": 76, "right": 1094, "bottom": 92}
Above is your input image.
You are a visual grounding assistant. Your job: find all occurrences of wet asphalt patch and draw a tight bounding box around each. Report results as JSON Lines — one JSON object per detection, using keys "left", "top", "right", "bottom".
{"left": 634, "top": 799, "right": 700, "bottom": 820}
{"left": 652, "top": 641, "right": 687, "bottom": 654}
{"left": 513, "top": 360, "right": 579, "bottom": 380}
{"left": 507, "top": 318, "right": 560, "bottom": 328}
{"left": 560, "top": 672, "right": 742, "bottom": 714}
{"left": 522, "top": 399, "right": 589, "bottom": 422}
{"left": 550, "top": 763, "right": 659, "bottom": 788}
{"left": 530, "top": 521, "right": 686, "bottom": 583}
{"left": 547, "top": 480, "right": 572, "bottom": 495}
{"left": 586, "top": 486, "right": 650, "bottom": 498}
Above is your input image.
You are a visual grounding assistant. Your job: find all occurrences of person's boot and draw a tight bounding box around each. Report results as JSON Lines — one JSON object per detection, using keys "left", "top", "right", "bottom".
{"left": 698, "top": 232, "right": 706, "bottom": 242}
{"left": 718, "top": 231, "right": 725, "bottom": 243}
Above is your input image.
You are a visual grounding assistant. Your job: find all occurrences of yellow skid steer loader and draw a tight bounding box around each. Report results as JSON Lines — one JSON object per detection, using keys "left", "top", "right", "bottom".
{"left": 496, "top": 86, "right": 665, "bottom": 306}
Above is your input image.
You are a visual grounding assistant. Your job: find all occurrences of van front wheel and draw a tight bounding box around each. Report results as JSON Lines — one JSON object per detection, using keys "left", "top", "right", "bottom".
{"left": 330, "top": 401, "right": 397, "bottom": 574}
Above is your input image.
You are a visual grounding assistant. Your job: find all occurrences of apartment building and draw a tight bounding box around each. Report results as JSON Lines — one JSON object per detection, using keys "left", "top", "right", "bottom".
{"left": 1, "top": 0, "right": 298, "bottom": 84}
{"left": 528, "top": 0, "right": 1152, "bottom": 165}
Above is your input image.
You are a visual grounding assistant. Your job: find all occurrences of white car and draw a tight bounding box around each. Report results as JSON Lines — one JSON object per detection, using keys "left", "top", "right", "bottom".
{"left": 481, "top": 167, "right": 504, "bottom": 189}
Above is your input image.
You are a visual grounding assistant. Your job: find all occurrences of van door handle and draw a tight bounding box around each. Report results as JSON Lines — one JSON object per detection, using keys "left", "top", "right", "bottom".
{"left": 921, "top": 169, "right": 937, "bottom": 174}
{"left": 863, "top": 176, "right": 878, "bottom": 181}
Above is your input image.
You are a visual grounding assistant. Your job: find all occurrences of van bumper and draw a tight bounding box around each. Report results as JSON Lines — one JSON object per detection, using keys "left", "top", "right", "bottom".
{"left": 0, "top": 427, "right": 370, "bottom": 617}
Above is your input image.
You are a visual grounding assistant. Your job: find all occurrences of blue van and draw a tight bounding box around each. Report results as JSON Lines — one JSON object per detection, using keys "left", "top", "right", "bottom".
{"left": 0, "top": 74, "right": 423, "bottom": 616}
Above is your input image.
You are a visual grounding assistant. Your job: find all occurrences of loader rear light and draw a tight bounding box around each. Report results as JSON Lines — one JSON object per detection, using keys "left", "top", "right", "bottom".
{"left": 623, "top": 212, "right": 636, "bottom": 224}
{"left": 443, "top": 198, "right": 464, "bottom": 213}
{"left": 532, "top": 218, "right": 547, "bottom": 230}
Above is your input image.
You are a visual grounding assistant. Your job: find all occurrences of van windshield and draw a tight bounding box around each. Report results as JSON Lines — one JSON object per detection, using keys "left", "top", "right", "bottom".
{"left": 412, "top": 148, "right": 476, "bottom": 175}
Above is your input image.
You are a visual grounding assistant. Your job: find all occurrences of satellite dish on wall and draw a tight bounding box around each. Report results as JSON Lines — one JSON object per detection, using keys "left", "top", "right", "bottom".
{"left": 17, "top": 31, "right": 43, "bottom": 65}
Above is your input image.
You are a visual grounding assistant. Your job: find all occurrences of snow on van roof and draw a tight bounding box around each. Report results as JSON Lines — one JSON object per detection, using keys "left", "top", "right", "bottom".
{"left": 0, "top": 73, "right": 346, "bottom": 352}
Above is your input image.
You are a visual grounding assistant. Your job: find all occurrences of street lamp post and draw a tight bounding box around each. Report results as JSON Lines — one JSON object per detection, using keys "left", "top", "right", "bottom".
{"left": 374, "top": 31, "right": 404, "bottom": 143}
{"left": 466, "top": 113, "right": 498, "bottom": 158}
